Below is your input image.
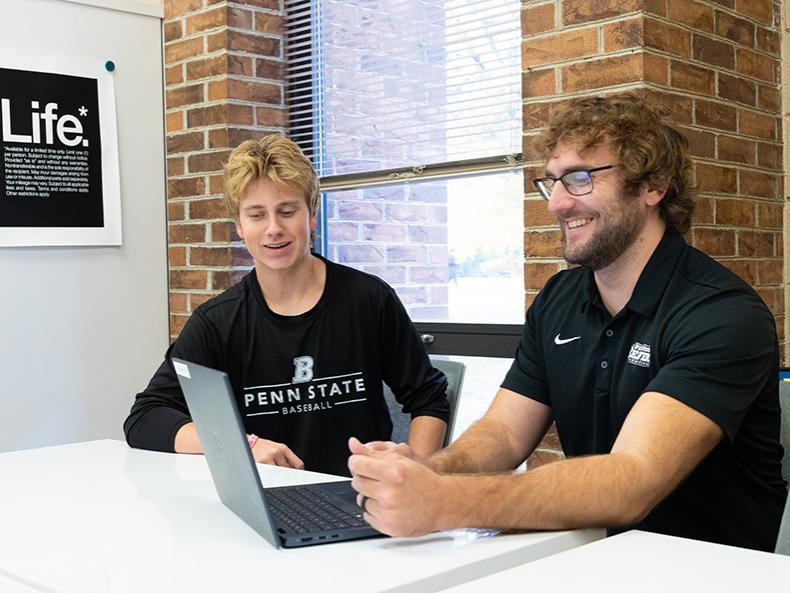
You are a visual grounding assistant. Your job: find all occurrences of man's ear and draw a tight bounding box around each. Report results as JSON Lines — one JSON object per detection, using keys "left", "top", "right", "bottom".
{"left": 642, "top": 181, "right": 668, "bottom": 208}
{"left": 235, "top": 220, "right": 245, "bottom": 240}
{"left": 309, "top": 214, "right": 317, "bottom": 231}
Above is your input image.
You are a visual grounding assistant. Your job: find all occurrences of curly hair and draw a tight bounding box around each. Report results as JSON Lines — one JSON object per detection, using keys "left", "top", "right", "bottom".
{"left": 534, "top": 94, "right": 696, "bottom": 234}
{"left": 223, "top": 134, "right": 319, "bottom": 220}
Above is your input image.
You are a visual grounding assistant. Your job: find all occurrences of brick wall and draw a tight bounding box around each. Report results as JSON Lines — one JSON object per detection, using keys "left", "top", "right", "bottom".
{"left": 164, "top": 0, "right": 286, "bottom": 340}
{"left": 521, "top": 0, "right": 784, "bottom": 467}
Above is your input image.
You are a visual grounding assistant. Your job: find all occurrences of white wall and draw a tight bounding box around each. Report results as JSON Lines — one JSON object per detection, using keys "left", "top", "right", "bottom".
{"left": 0, "top": 0, "right": 168, "bottom": 451}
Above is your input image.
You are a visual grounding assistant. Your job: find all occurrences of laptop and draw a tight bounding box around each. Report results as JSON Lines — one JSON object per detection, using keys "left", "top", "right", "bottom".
{"left": 172, "top": 357, "right": 382, "bottom": 548}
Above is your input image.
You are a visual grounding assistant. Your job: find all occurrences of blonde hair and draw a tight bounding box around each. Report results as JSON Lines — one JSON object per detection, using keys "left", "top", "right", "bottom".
{"left": 535, "top": 94, "right": 696, "bottom": 234}
{"left": 223, "top": 134, "right": 319, "bottom": 220}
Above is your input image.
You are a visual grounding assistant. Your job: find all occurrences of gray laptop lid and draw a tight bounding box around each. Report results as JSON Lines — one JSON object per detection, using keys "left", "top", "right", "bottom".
{"left": 172, "top": 357, "right": 280, "bottom": 547}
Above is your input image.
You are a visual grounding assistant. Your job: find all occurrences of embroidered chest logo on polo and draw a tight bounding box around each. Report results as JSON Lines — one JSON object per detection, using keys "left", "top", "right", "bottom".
{"left": 627, "top": 342, "right": 651, "bottom": 367}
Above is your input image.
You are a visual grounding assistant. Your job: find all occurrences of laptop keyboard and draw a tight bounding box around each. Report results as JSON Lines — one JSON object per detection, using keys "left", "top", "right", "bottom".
{"left": 266, "top": 485, "right": 368, "bottom": 534}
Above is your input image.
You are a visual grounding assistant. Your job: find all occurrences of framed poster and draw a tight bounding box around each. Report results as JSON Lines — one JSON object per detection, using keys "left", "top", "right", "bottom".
{"left": 0, "top": 52, "right": 121, "bottom": 246}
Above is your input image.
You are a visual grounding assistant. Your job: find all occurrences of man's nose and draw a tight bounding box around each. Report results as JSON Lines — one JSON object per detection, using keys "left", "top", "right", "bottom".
{"left": 546, "top": 182, "right": 576, "bottom": 216}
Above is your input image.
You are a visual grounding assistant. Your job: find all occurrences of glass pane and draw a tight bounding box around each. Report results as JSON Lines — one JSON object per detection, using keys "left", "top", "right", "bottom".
{"left": 322, "top": 170, "right": 525, "bottom": 324}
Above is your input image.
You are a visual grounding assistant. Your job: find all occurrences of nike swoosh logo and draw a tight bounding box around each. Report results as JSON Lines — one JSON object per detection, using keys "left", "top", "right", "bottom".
{"left": 554, "top": 334, "right": 581, "bottom": 345}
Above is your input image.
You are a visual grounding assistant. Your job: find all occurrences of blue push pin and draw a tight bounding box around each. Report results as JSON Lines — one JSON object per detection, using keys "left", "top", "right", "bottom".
{"left": 105, "top": 60, "right": 115, "bottom": 72}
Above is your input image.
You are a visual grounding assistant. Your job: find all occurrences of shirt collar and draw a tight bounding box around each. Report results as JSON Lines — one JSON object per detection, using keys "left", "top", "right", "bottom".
{"left": 578, "top": 228, "right": 686, "bottom": 318}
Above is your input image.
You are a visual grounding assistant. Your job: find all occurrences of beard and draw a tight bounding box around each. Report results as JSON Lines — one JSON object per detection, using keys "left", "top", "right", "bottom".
{"left": 561, "top": 191, "right": 644, "bottom": 271}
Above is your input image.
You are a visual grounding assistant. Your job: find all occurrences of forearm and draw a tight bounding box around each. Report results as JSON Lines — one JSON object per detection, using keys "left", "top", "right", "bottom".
{"left": 406, "top": 416, "right": 446, "bottom": 458}
{"left": 436, "top": 452, "right": 650, "bottom": 531}
{"left": 174, "top": 422, "right": 203, "bottom": 454}
{"left": 427, "top": 415, "right": 525, "bottom": 475}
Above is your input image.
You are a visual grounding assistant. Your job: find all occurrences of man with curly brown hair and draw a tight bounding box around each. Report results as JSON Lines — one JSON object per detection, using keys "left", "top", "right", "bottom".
{"left": 348, "top": 94, "right": 787, "bottom": 551}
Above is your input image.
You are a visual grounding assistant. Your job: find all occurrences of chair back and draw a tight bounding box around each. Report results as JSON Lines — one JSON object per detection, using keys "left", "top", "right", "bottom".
{"left": 384, "top": 358, "right": 465, "bottom": 448}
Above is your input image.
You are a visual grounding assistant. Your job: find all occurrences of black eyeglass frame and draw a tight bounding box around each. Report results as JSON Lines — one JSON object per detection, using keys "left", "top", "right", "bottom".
{"left": 532, "top": 165, "right": 614, "bottom": 201}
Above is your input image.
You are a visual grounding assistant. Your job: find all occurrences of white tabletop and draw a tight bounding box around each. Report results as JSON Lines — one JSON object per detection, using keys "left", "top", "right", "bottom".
{"left": 0, "top": 440, "right": 603, "bottom": 593}
{"left": 443, "top": 529, "right": 790, "bottom": 592}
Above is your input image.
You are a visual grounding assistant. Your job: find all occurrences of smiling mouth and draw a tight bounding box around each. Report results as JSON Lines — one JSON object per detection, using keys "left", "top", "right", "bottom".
{"left": 264, "top": 241, "right": 291, "bottom": 249}
{"left": 566, "top": 218, "right": 593, "bottom": 230}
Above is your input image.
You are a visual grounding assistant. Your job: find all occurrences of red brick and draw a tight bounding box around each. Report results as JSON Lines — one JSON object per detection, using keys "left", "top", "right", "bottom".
{"left": 693, "top": 34, "right": 735, "bottom": 70}
{"left": 523, "top": 29, "right": 598, "bottom": 69}
{"left": 170, "top": 269, "right": 209, "bottom": 290}
{"left": 255, "top": 13, "right": 284, "bottom": 34}
{"left": 736, "top": 48, "right": 775, "bottom": 82}
{"left": 734, "top": 0, "right": 773, "bottom": 25}
{"left": 168, "top": 176, "right": 206, "bottom": 198}
{"left": 190, "top": 197, "right": 228, "bottom": 219}
{"left": 211, "top": 271, "right": 231, "bottom": 291}
{"left": 186, "top": 55, "right": 227, "bottom": 80}
{"left": 643, "top": 53, "right": 669, "bottom": 86}
{"left": 191, "top": 246, "right": 231, "bottom": 267}
{"left": 739, "top": 170, "right": 779, "bottom": 198}
{"left": 671, "top": 61, "right": 714, "bottom": 95}
{"left": 167, "top": 156, "right": 185, "bottom": 177}
{"left": 170, "top": 314, "right": 189, "bottom": 338}
{"left": 524, "top": 230, "right": 563, "bottom": 257}
{"left": 721, "top": 259, "right": 757, "bottom": 284}
{"left": 166, "top": 84, "right": 204, "bottom": 108}
{"left": 228, "top": 55, "right": 254, "bottom": 76}
{"left": 169, "top": 291, "right": 188, "bottom": 313}
{"left": 211, "top": 221, "right": 237, "bottom": 242}
{"left": 256, "top": 107, "right": 287, "bottom": 127}
{"left": 756, "top": 27, "right": 780, "bottom": 56}
{"left": 682, "top": 127, "right": 715, "bottom": 159}
{"left": 757, "top": 202, "right": 782, "bottom": 229}
{"left": 185, "top": 6, "right": 227, "bottom": 34}
{"left": 206, "top": 31, "right": 227, "bottom": 53}
{"left": 167, "top": 131, "right": 204, "bottom": 154}
{"left": 522, "top": 3, "right": 555, "bottom": 35}
{"left": 523, "top": 69, "right": 556, "bottom": 98}
{"left": 696, "top": 163, "right": 736, "bottom": 193}
{"left": 227, "top": 31, "right": 280, "bottom": 56}
{"left": 168, "top": 200, "right": 186, "bottom": 222}
{"left": 191, "top": 293, "right": 217, "bottom": 309}
{"left": 717, "top": 135, "right": 755, "bottom": 164}
{"left": 694, "top": 100, "right": 737, "bottom": 132}
{"left": 693, "top": 196, "right": 715, "bottom": 224}
{"left": 209, "top": 175, "right": 225, "bottom": 195}
{"left": 527, "top": 449, "right": 564, "bottom": 469}
{"left": 715, "top": 11, "right": 754, "bottom": 46}
{"left": 187, "top": 150, "right": 230, "bottom": 173}
{"left": 165, "top": 64, "right": 183, "bottom": 86}
{"left": 207, "top": 80, "right": 228, "bottom": 101}
{"left": 738, "top": 230, "right": 775, "bottom": 256}
{"left": 693, "top": 228, "right": 736, "bottom": 255}
{"left": 603, "top": 17, "right": 643, "bottom": 52}
{"left": 716, "top": 198, "right": 755, "bottom": 226}
{"left": 164, "top": 20, "right": 183, "bottom": 43}
{"left": 524, "top": 198, "right": 559, "bottom": 226}
{"left": 642, "top": 90, "right": 693, "bottom": 124}
{"left": 165, "top": 37, "right": 204, "bottom": 63}
{"left": 717, "top": 73, "right": 755, "bottom": 106}
{"left": 164, "top": 0, "right": 202, "bottom": 20}
{"left": 166, "top": 110, "right": 184, "bottom": 133}
{"left": 739, "top": 110, "right": 776, "bottom": 139}
{"left": 524, "top": 262, "right": 562, "bottom": 290}
{"left": 667, "top": 0, "right": 713, "bottom": 31}
{"left": 240, "top": 0, "right": 278, "bottom": 8}
{"left": 562, "top": 0, "right": 665, "bottom": 25}
{"left": 169, "top": 223, "right": 207, "bottom": 244}
{"left": 757, "top": 259, "right": 782, "bottom": 285}
{"left": 228, "top": 6, "right": 253, "bottom": 29}
{"left": 255, "top": 58, "right": 285, "bottom": 80}
{"left": 757, "top": 84, "right": 781, "bottom": 112}
{"left": 562, "top": 53, "right": 642, "bottom": 93}
{"left": 756, "top": 142, "right": 781, "bottom": 169}
{"left": 228, "top": 79, "right": 282, "bottom": 104}
{"left": 644, "top": 17, "right": 690, "bottom": 58}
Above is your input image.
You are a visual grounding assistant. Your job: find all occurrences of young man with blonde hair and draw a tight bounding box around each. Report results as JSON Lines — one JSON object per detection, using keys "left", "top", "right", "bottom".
{"left": 125, "top": 135, "right": 449, "bottom": 476}
{"left": 348, "top": 94, "right": 787, "bottom": 551}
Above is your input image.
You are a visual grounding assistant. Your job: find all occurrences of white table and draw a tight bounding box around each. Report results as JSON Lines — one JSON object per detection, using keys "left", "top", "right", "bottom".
{"left": 443, "top": 529, "right": 790, "bottom": 592}
{"left": 0, "top": 440, "right": 603, "bottom": 593}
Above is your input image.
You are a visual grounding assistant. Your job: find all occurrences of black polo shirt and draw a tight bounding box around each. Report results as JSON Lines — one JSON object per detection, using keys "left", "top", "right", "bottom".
{"left": 503, "top": 229, "right": 787, "bottom": 551}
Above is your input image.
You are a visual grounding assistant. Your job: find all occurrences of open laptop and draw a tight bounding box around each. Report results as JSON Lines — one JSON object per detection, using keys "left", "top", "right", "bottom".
{"left": 172, "top": 357, "right": 382, "bottom": 548}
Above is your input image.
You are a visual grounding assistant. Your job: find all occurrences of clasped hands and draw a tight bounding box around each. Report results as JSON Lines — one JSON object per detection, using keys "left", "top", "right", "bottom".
{"left": 347, "top": 436, "right": 447, "bottom": 537}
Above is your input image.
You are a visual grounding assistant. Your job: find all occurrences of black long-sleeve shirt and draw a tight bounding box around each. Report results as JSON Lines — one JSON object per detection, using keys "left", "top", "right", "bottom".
{"left": 124, "top": 256, "right": 449, "bottom": 476}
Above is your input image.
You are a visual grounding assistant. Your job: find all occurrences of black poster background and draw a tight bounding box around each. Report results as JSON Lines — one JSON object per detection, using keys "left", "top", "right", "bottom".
{"left": 0, "top": 68, "right": 103, "bottom": 227}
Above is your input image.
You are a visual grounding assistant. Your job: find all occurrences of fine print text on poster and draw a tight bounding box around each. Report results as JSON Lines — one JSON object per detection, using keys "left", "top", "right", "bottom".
{"left": 0, "top": 59, "right": 120, "bottom": 246}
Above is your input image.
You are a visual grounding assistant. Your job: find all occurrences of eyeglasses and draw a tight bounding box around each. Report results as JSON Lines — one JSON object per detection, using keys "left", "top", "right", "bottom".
{"left": 532, "top": 165, "right": 614, "bottom": 201}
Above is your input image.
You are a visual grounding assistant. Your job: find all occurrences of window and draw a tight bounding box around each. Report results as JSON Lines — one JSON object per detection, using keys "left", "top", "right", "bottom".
{"left": 286, "top": 0, "right": 524, "bottom": 357}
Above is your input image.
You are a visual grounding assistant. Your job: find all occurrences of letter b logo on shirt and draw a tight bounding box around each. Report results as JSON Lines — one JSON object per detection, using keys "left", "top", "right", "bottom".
{"left": 292, "top": 356, "right": 314, "bottom": 384}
